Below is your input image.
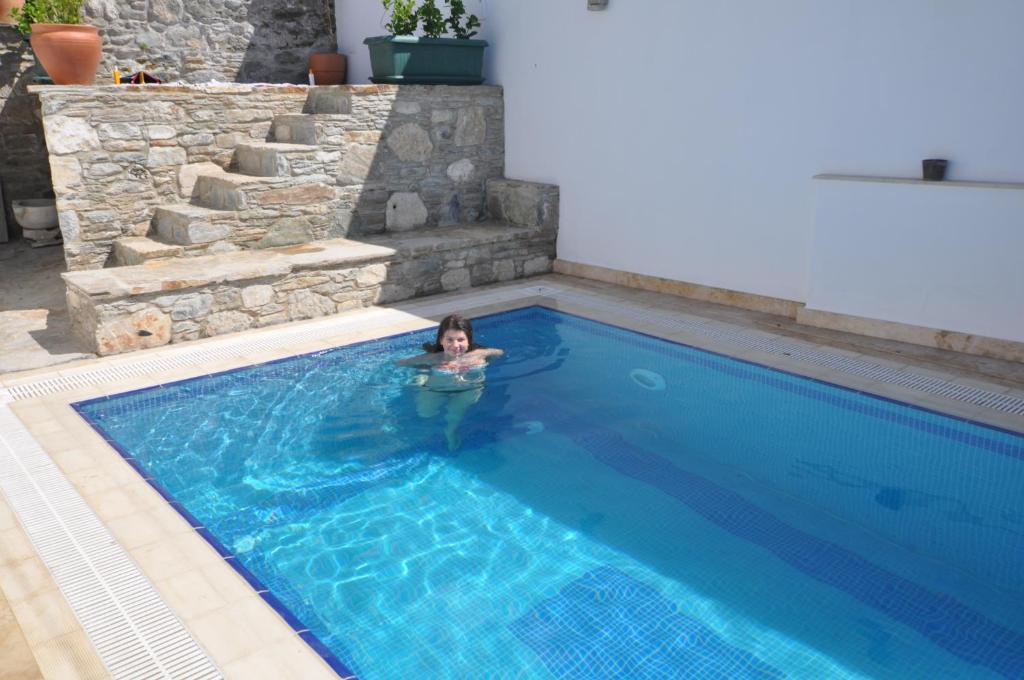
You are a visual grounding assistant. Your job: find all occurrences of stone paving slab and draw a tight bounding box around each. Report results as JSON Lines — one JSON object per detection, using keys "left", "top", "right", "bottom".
{"left": 62, "top": 238, "right": 397, "bottom": 299}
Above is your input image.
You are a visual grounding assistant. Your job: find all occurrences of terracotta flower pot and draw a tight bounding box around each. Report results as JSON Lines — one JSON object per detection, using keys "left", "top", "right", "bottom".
{"left": 30, "top": 24, "right": 102, "bottom": 85}
{"left": 0, "top": 0, "right": 25, "bottom": 25}
{"left": 309, "top": 52, "right": 346, "bottom": 85}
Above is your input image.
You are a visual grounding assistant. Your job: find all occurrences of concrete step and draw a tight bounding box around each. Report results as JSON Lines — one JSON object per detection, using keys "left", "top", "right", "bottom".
{"left": 235, "top": 142, "right": 327, "bottom": 178}
{"left": 112, "top": 236, "right": 184, "bottom": 266}
{"left": 154, "top": 204, "right": 237, "bottom": 245}
{"left": 192, "top": 171, "right": 335, "bottom": 211}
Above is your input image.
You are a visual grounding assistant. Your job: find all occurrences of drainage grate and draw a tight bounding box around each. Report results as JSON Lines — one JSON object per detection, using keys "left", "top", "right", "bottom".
{"left": 0, "top": 406, "right": 222, "bottom": 679}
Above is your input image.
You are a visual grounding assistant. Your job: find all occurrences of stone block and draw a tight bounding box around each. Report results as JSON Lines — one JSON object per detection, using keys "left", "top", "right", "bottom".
{"left": 355, "top": 264, "right": 388, "bottom": 288}
{"left": 203, "top": 311, "right": 253, "bottom": 337}
{"left": 256, "top": 218, "right": 313, "bottom": 248}
{"left": 523, "top": 255, "right": 551, "bottom": 276}
{"left": 50, "top": 156, "right": 84, "bottom": 188}
{"left": 441, "top": 267, "right": 471, "bottom": 291}
{"left": 44, "top": 116, "right": 100, "bottom": 154}
{"left": 177, "top": 162, "right": 221, "bottom": 200}
{"left": 241, "top": 285, "right": 274, "bottom": 308}
{"left": 446, "top": 159, "right": 475, "bottom": 183}
{"left": 254, "top": 182, "right": 335, "bottom": 207}
{"left": 386, "top": 192, "right": 428, "bottom": 232}
{"left": 93, "top": 307, "right": 171, "bottom": 355}
{"left": 387, "top": 123, "right": 433, "bottom": 162}
{"left": 98, "top": 123, "right": 142, "bottom": 140}
{"left": 168, "top": 293, "right": 213, "bottom": 320}
{"left": 147, "top": 146, "right": 188, "bottom": 168}
{"left": 148, "top": 125, "right": 177, "bottom": 140}
{"left": 455, "top": 107, "right": 485, "bottom": 146}
{"left": 286, "top": 289, "right": 336, "bottom": 320}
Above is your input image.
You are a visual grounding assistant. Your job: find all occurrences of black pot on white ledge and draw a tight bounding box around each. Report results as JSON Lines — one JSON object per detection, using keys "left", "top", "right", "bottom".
{"left": 922, "top": 158, "right": 948, "bottom": 181}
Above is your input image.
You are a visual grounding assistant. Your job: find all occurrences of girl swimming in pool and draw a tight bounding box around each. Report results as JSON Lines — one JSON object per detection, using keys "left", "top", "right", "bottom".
{"left": 397, "top": 314, "right": 504, "bottom": 450}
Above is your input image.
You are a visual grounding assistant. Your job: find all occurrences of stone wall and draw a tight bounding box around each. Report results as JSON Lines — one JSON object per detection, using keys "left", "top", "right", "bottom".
{"left": 66, "top": 258, "right": 390, "bottom": 355}
{"left": 0, "top": 0, "right": 336, "bottom": 233}
{"left": 0, "top": 27, "right": 52, "bottom": 237}
{"left": 35, "top": 84, "right": 505, "bottom": 271}
{"left": 83, "top": 0, "right": 337, "bottom": 84}
{"left": 36, "top": 84, "right": 309, "bottom": 268}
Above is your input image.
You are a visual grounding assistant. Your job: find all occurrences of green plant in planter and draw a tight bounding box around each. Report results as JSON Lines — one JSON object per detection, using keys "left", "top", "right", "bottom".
{"left": 11, "top": 0, "right": 85, "bottom": 37}
{"left": 383, "top": 0, "right": 419, "bottom": 36}
{"left": 368, "top": 0, "right": 487, "bottom": 84}
{"left": 446, "top": 0, "right": 479, "bottom": 39}
{"left": 380, "top": 0, "right": 480, "bottom": 38}
{"left": 418, "top": 0, "right": 446, "bottom": 38}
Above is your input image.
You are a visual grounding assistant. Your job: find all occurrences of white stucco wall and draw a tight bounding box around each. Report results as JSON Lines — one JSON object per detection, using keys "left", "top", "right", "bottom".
{"left": 337, "top": 1, "right": 1024, "bottom": 334}
{"left": 808, "top": 177, "right": 1024, "bottom": 342}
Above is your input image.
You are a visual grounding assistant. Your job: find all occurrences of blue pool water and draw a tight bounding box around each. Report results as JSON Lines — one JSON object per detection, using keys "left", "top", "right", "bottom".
{"left": 76, "top": 307, "right": 1024, "bottom": 679}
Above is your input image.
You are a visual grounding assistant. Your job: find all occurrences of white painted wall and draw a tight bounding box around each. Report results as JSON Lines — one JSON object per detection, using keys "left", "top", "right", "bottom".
{"left": 808, "top": 178, "right": 1024, "bottom": 342}
{"left": 337, "top": 1, "right": 1024, "bottom": 331}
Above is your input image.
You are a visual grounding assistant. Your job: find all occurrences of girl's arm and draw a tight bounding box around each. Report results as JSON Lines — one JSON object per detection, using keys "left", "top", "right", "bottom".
{"left": 395, "top": 353, "right": 441, "bottom": 367}
{"left": 468, "top": 347, "right": 504, "bottom": 361}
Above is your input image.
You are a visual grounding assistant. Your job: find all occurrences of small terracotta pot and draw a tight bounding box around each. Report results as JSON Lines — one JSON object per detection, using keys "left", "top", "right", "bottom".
{"left": 0, "top": 0, "right": 25, "bottom": 25}
{"left": 309, "top": 52, "right": 346, "bottom": 85}
{"left": 30, "top": 24, "right": 102, "bottom": 85}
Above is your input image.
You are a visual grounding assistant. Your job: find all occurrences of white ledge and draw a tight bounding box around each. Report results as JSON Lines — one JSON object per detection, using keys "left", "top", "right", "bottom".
{"left": 813, "top": 174, "right": 1024, "bottom": 191}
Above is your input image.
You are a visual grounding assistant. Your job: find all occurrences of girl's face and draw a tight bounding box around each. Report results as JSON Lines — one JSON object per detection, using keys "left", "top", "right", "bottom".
{"left": 441, "top": 329, "right": 470, "bottom": 357}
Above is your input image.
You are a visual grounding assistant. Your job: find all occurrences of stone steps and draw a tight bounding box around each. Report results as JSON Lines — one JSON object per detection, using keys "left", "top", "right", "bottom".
{"left": 235, "top": 142, "right": 332, "bottom": 178}
{"left": 154, "top": 204, "right": 238, "bottom": 245}
{"left": 112, "top": 236, "right": 184, "bottom": 266}
{"left": 192, "top": 171, "right": 336, "bottom": 211}
{"left": 272, "top": 113, "right": 367, "bottom": 146}
{"left": 65, "top": 221, "right": 556, "bottom": 355}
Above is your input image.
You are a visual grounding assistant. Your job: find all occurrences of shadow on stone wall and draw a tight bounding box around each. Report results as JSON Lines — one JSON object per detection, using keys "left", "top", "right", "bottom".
{"left": 238, "top": 0, "right": 337, "bottom": 84}
{"left": 86, "top": 0, "right": 335, "bottom": 84}
{"left": 0, "top": 28, "right": 52, "bottom": 239}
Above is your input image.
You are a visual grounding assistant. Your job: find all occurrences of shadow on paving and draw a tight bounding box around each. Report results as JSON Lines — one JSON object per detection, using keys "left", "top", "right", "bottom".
{"left": 0, "top": 239, "right": 94, "bottom": 374}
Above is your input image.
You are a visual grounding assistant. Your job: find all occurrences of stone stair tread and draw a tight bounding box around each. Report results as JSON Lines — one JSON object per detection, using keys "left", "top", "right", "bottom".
{"left": 363, "top": 222, "right": 541, "bottom": 254}
{"left": 275, "top": 113, "right": 357, "bottom": 121}
{"left": 112, "top": 236, "right": 184, "bottom": 265}
{"left": 65, "top": 222, "right": 542, "bottom": 298}
{"left": 156, "top": 204, "right": 236, "bottom": 219}
{"left": 64, "top": 238, "right": 396, "bottom": 298}
{"left": 236, "top": 141, "right": 318, "bottom": 152}
{"left": 198, "top": 171, "right": 331, "bottom": 188}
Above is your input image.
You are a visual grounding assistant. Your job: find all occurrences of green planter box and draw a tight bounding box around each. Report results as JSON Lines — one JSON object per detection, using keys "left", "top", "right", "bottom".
{"left": 364, "top": 35, "right": 488, "bottom": 85}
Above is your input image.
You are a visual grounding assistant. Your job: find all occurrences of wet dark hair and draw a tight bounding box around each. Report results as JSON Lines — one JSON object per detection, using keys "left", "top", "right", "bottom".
{"left": 422, "top": 313, "right": 483, "bottom": 352}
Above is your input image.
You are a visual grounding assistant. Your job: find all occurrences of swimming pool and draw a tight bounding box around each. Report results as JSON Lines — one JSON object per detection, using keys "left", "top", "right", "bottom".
{"left": 75, "top": 306, "right": 1024, "bottom": 679}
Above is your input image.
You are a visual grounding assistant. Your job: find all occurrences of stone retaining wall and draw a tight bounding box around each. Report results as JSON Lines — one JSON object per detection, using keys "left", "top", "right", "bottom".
{"left": 64, "top": 225, "right": 556, "bottom": 355}
{"left": 0, "top": 0, "right": 335, "bottom": 232}
{"left": 37, "top": 84, "right": 308, "bottom": 268}
{"left": 35, "top": 84, "right": 504, "bottom": 271}
{"left": 66, "top": 260, "right": 389, "bottom": 355}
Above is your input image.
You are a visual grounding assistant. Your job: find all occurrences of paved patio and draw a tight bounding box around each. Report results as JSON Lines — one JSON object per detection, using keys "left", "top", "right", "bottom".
{"left": 0, "top": 240, "right": 94, "bottom": 375}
